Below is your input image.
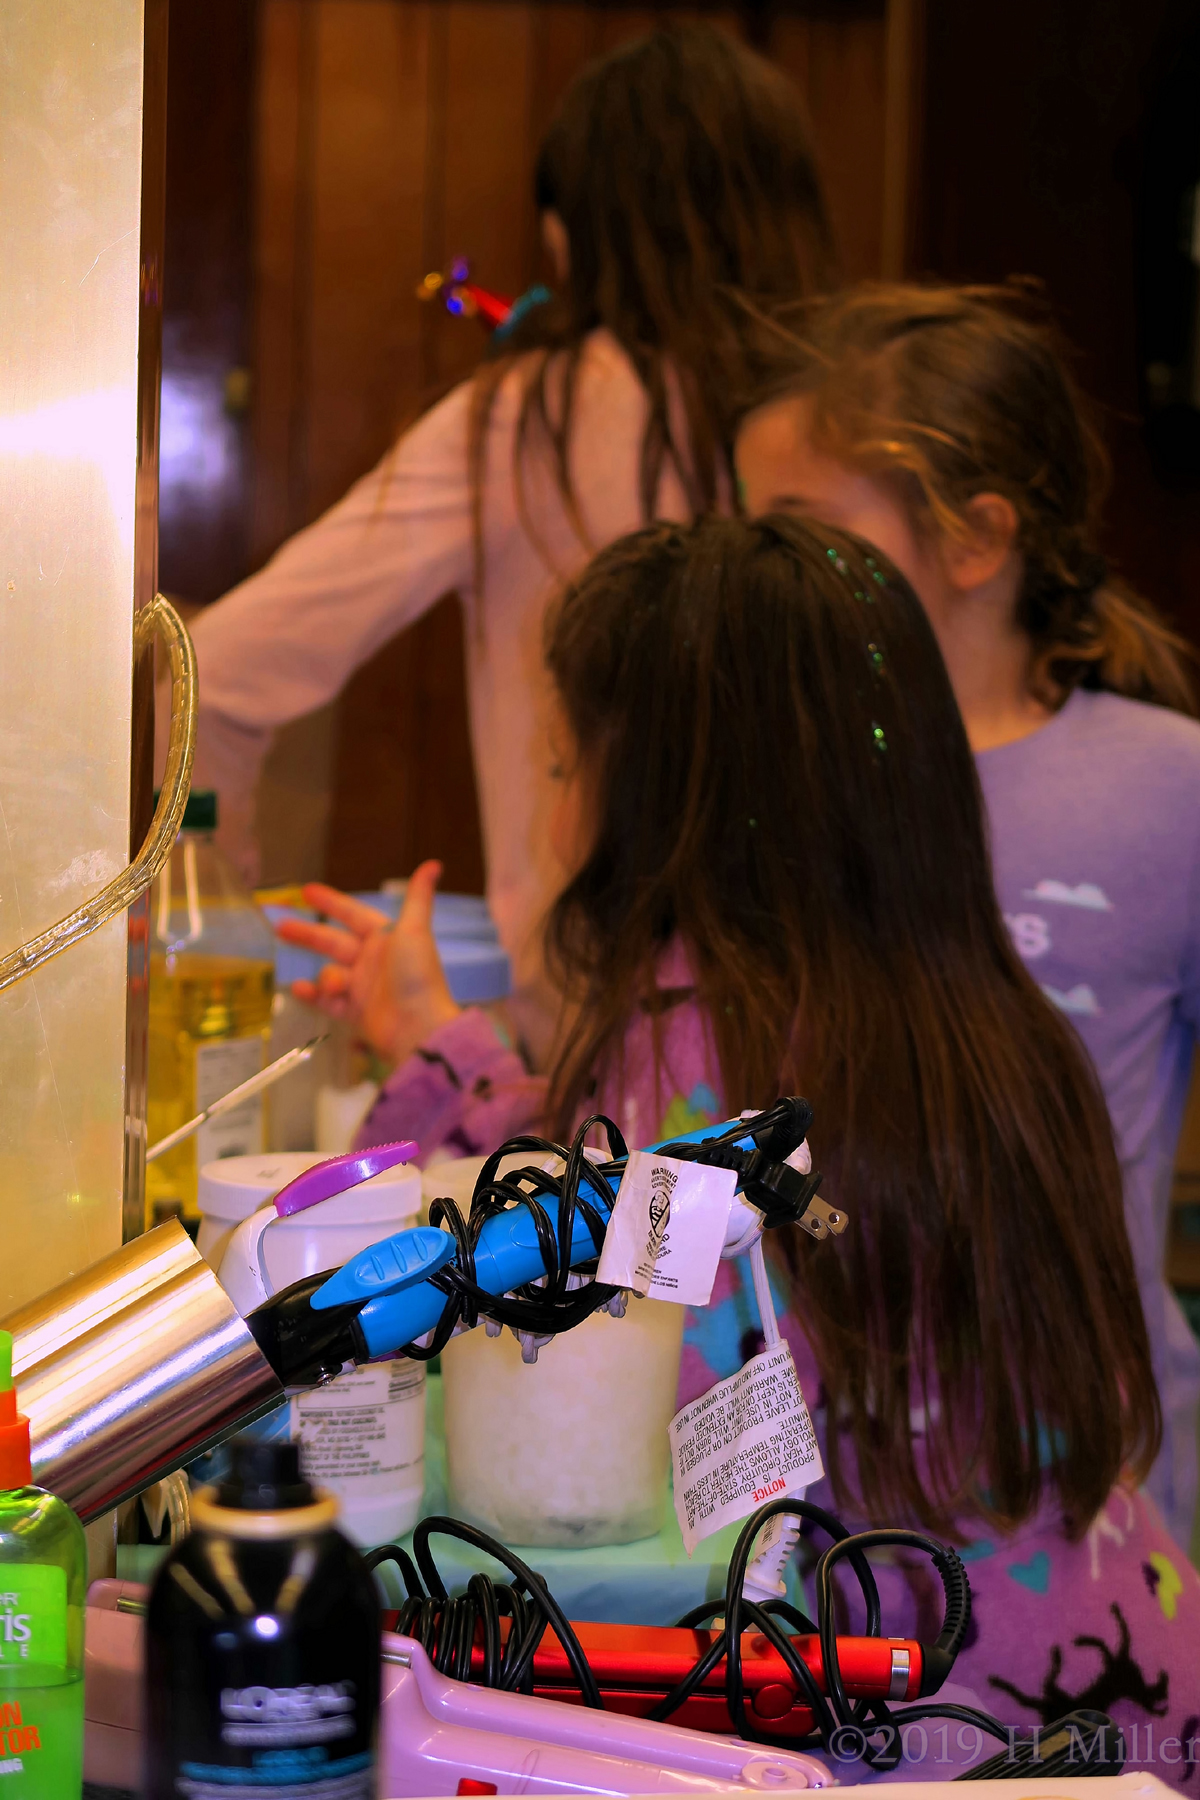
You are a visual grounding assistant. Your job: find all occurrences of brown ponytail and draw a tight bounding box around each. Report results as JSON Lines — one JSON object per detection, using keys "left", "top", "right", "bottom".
{"left": 1035, "top": 578, "right": 1197, "bottom": 715}
{"left": 742, "top": 281, "right": 1197, "bottom": 716}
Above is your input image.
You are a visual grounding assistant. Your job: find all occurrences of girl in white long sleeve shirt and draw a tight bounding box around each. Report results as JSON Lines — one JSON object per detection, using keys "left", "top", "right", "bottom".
{"left": 175, "top": 23, "right": 833, "bottom": 1052}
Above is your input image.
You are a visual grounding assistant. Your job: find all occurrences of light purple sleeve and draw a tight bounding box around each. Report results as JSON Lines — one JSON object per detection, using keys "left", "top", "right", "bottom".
{"left": 353, "top": 1008, "right": 547, "bottom": 1165}
{"left": 1176, "top": 813, "right": 1200, "bottom": 1035}
{"left": 356, "top": 941, "right": 720, "bottom": 1170}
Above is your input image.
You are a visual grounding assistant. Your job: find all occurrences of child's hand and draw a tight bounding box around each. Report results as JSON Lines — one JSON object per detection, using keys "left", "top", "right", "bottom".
{"left": 274, "top": 860, "right": 460, "bottom": 1065}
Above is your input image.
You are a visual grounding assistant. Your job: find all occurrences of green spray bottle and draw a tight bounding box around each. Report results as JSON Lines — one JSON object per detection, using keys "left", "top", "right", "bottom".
{"left": 0, "top": 1330, "right": 85, "bottom": 1797}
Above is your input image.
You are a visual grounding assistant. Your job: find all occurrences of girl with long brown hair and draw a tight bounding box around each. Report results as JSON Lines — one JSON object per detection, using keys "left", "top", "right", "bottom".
{"left": 281, "top": 515, "right": 1196, "bottom": 1769}
{"left": 735, "top": 281, "right": 1200, "bottom": 1556}
{"left": 175, "top": 22, "right": 831, "bottom": 1056}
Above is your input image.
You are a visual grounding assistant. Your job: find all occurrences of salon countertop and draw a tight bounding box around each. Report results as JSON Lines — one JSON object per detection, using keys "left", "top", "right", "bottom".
{"left": 369, "top": 1375, "right": 794, "bottom": 1623}
{"left": 116, "top": 1375, "right": 797, "bottom": 1623}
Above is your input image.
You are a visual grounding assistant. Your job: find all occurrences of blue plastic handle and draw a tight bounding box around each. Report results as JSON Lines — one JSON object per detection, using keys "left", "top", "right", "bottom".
{"left": 329, "top": 1117, "right": 757, "bottom": 1359}
{"left": 311, "top": 1225, "right": 457, "bottom": 1310}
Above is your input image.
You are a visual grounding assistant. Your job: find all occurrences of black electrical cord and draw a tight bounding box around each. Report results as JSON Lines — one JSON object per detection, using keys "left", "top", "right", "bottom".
{"left": 366, "top": 1499, "right": 1123, "bottom": 1780}
{"left": 398, "top": 1099, "right": 821, "bottom": 1360}
{"left": 721, "top": 1503, "right": 1120, "bottom": 1777}
{"left": 247, "top": 1098, "right": 827, "bottom": 1386}
{"left": 366, "top": 1515, "right": 602, "bottom": 1707}
{"left": 399, "top": 1114, "right": 629, "bottom": 1360}
{"left": 649, "top": 1496, "right": 875, "bottom": 1740}
{"left": 655, "top": 1097, "right": 827, "bottom": 1232}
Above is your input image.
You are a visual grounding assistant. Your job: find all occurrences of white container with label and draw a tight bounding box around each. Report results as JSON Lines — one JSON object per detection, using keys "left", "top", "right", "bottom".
{"left": 290, "top": 1358, "right": 427, "bottom": 1547}
{"left": 207, "top": 1151, "right": 427, "bottom": 1547}
{"left": 441, "top": 1298, "right": 684, "bottom": 1547}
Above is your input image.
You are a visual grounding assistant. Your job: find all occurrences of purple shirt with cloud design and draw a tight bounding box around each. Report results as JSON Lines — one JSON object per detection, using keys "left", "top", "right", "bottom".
{"left": 976, "top": 687, "right": 1200, "bottom": 1550}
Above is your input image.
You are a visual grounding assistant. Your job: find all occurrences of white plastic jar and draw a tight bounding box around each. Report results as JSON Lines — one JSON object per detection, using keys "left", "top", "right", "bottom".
{"left": 440, "top": 1299, "right": 684, "bottom": 1547}
{"left": 425, "top": 1152, "right": 685, "bottom": 1546}
{"left": 202, "top": 1151, "right": 427, "bottom": 1548}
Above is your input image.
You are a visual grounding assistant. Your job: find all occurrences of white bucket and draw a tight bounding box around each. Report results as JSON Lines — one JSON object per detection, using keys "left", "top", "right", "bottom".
{"left": 210, "top": 1151, "right": 426, "bottom": 1548}
{"left": 441, "top": 1298, "right": 684, "bottom": 1547}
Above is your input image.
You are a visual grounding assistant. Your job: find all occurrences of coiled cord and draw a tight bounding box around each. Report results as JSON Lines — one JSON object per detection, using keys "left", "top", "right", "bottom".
{"left": 400, "top": 1115, "right": 629, "bottom": 1359}
{"left": 401, "top": 1098, "right": 823, "bottom": 1361}
{"left": 368, "top": 1516, "right": 603, "bottom": 1706}
{"left": 366, "top": 1499, "right": 1122, "bottom": 1780}
{"left": 401, "top": 1094, "right": 816, "bottom": 1360}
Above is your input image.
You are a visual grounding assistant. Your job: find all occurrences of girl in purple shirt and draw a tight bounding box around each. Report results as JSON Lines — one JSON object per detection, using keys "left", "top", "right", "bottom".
{"left": 281, "top": 514, "right": 1198, "bottom": 1779}
{"left": 734, "top": 282, "right": 1200, "bottom": 1559}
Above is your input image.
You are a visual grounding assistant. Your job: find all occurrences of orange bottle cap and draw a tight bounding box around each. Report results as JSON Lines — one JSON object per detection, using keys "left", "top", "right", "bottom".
{"left": 0, "top": 1331, "right": 31, "bottom": 1491}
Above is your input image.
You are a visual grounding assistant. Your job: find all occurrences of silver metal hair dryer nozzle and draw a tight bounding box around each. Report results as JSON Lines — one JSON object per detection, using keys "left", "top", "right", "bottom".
{"left": 0, "top": 1223, "right": 284, "bottom": 1523}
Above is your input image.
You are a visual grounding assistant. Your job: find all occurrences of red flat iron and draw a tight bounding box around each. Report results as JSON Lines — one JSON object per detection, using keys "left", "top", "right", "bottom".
{"left": 379, "top": 1609, "right": 921, "bottom": 1742}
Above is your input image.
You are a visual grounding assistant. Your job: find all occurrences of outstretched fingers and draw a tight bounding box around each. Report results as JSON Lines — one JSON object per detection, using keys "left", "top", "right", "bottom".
{"left": 301, "top": 882, "right": 393, "bottom": 937}
{"left": 398, "top": 860, "right": 443, "bottom": 935}
{"left": 275, "top": 916, "right": 363, "bottom": 965}
{"left": 291, "top": 963, "right": 353, "bottom": 1019}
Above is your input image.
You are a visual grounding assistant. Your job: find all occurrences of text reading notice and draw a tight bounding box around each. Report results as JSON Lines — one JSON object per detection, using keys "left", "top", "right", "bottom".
{"left": 669, "top": 1342, "right": 823, "bottom": 1553}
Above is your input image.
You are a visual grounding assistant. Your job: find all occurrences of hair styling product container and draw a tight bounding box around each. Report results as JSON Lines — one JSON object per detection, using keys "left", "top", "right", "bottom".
{"left": 145, "top": 1437, "right": 379, "bottom": 1799}
{"left": 215, "top": 1146, "right": 426, "bottom": 1546}
{"left": 441, "top": 1298, "right": 683, "bottom": 1546}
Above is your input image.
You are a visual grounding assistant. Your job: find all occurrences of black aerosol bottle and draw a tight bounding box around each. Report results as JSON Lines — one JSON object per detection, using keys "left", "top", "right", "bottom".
{"left": 145, "top": 1436, "right": 380, "bottom": 1799}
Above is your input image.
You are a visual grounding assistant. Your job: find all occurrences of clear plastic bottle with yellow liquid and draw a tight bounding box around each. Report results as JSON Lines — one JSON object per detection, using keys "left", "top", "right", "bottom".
{"left": 146, "top": 792, "right": 275, "bottom": 1226}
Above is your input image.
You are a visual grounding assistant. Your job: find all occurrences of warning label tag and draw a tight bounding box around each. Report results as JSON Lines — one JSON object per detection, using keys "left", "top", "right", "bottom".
{"left": 595, "top": 1150, "right": 734, "bottom": 1305}
{"left": 668, "top": 1341, "right": 823, "bottom": 1553}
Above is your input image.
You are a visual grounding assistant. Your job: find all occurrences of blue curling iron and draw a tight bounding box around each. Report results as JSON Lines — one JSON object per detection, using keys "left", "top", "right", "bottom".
{"left": 244, "top": 1098, "right": 845, "bottom": 1390}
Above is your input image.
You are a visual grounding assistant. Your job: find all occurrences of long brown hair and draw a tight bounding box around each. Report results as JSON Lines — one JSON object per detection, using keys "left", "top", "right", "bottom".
{"left": 739, "top": 280, "right": 1196, "bottom": 713}
{"left": 544, "top": 514, "right": 1158, "bottom": 1536}
{"left": 469, "top": 24, "right": 833, "bottom": 571}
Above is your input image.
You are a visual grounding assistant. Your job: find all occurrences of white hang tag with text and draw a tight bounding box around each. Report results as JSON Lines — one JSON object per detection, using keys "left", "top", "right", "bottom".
{"left": 596, "top": 1150, "right": 735, "bottom": 1306}
{"left": 669, "top": 1341, "right": 824, "bottom": 1554}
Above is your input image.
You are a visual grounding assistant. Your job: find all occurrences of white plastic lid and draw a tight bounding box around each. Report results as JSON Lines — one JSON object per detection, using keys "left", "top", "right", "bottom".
{"left": 198, "top": 1152, "right": 421, "bottom": 1226}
